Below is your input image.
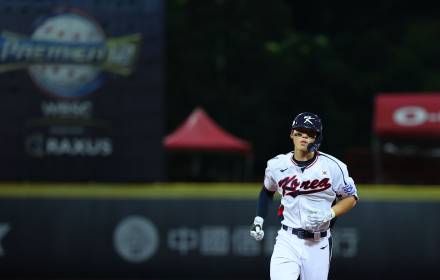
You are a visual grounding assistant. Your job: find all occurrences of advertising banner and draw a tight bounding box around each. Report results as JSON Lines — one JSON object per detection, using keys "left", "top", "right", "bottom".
{"left": 0, "top": 198, "right": 438, "bottom": 279}
{"left": 0, "top": 0, "right": 164, "bottom": 181}
{"left": 374, "top": 93, "right": 440, "bottom": 137}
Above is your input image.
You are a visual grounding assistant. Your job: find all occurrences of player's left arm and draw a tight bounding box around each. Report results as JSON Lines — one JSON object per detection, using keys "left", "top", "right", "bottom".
{"left": 306, "top": 162, "right": 358, "bottom": 229}
{"left": 331, "top": 161, "right": 359, "bottom": 217}
{"left": 331, "top": 195, "right": 357, "bottom": 217}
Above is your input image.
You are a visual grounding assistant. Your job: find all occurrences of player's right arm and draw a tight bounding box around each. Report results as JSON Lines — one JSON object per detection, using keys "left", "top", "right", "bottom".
{"left": 250, "top": 158, "right": 278, "bottom": 241}
{"left": 256, "top": 187, "right": 276, "bottom": 218}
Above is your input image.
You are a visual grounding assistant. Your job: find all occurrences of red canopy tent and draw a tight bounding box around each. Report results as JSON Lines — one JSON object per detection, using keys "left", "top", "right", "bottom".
{"left": 164, "top": 107, "right": 252, "bottom": 181}
{"left": 164, "top": 107, "right": 252, "bottom": 154}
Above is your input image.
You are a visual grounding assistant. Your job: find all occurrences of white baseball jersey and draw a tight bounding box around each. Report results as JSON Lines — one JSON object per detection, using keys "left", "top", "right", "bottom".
{"left": 264, "top": 151, "right": 358, "bottom": 232}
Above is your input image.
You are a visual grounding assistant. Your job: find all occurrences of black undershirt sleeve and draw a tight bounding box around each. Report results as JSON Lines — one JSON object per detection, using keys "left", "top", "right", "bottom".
{"left": 256, "top": 186, "right": 275, "bottom": 218}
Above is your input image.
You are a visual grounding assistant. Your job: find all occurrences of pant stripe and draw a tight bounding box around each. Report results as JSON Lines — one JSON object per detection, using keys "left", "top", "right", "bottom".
{"left": 329, "top": 236, "right": 333, "bottom": 262}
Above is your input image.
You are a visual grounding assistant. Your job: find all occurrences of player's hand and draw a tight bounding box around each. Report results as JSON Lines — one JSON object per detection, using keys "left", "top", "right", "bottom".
{"left": 305, "top": 209, "right": 335, "bottom": 229}
{"left": 250, "top": 216, "right": 264, "bottom": 241}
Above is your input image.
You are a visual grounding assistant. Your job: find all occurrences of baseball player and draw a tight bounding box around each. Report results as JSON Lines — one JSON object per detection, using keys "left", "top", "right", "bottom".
{"left": 250, "top": 112, "right": 358, "bottom": 280}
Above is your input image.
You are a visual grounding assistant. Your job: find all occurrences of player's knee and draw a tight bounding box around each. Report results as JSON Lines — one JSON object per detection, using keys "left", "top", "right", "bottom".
{"left": 270, "top": 260, "right": 300, "bottom": 280}
{"left": 270, "top": 270, "right": 299, "bottom": 280}
{"left": 270, "top": 269, "right": 283, "bottom": 280}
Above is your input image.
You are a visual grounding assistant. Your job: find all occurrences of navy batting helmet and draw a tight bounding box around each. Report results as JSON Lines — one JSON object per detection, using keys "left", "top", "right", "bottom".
{"left": 291, "top": 112, "right": 323, "bottom": 152}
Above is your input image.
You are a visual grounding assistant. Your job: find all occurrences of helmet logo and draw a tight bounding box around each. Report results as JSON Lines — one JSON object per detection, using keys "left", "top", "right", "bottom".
{"left": 304, "top": 116, "right": 315, "bottom": 124}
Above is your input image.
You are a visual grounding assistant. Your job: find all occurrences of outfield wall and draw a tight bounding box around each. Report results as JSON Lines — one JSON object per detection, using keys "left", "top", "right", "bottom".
{"left": 0, "top": 184, "right": 439, "bottom": 279}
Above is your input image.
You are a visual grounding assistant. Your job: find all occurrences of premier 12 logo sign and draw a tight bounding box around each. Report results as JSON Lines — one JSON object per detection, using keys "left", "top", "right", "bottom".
{"left": 0, "top": 7, "right": 144, "bottom": 159}
{"left": 0, "top": 7, "right": 141, "bottom": 98}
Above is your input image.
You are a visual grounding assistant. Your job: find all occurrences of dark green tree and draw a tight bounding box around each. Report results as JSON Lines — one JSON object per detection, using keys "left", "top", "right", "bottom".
{"left": 166, "top": 0, "right": 440, "bottom": 180}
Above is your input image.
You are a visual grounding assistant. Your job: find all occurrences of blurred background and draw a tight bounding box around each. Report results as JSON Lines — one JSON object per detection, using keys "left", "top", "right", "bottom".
{"left": 0, "top": 0, "right": 439, "bottom": 279}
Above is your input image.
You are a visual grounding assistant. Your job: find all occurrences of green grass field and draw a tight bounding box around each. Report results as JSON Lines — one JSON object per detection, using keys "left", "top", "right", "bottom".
{"left": 1, "top": 182, "right": 440, "bottom": 201}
